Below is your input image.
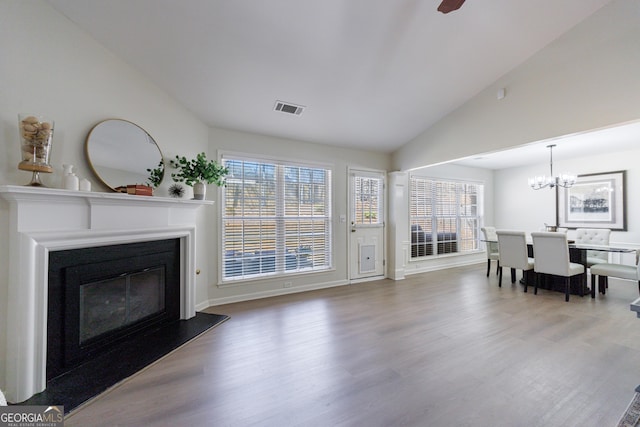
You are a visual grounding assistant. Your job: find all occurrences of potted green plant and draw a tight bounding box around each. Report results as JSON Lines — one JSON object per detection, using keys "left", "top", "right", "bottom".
{"left": 169, "top": 152, "right": 228, "bottom": 200}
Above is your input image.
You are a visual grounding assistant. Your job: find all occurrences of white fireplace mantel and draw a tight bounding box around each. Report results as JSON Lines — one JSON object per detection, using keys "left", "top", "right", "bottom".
{"left": 0, "top": 185, "right": 212, "bottom": 403}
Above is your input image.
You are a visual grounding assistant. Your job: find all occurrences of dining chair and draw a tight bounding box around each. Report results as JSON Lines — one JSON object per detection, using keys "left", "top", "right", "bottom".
{"left": 589, "top": 250, "right": 640, "bottom": 298}
{"left": 575, "top": 228, "right": 611, "bottom": 267}
{"left": 481, "top": 226, "right": 500, "bottom": 277}
{"left": 531, "top": 231, "right": 585, "bottom": 302}
{"left": 496, "top": 230, "right": 534, "bottom": 291}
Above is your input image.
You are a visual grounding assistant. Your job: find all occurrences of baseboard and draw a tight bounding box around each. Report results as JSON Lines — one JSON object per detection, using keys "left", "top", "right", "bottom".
{"left": 198, "top": 279, "right": 349, "bottom": 308}
{"left": 405, "top": 258, "right": 483, "bottom": 276}
{"left": 389, "top": 268, "right": 406, "bottom": 281}
{"left": 349, "top": 275, "right": 386, "bottom": 284}
{"left": 195, "top": 259, "right": 486, "bottom": 309}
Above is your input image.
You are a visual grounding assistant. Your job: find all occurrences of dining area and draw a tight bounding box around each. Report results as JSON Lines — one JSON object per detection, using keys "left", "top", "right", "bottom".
{"left": 481, "top": 226, "right": 640, "bottom": 302}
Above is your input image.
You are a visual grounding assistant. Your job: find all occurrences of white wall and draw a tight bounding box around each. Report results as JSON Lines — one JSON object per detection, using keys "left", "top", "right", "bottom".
{"left": 0, "top": 1, "right": 210, "bottom": 392}
{"left": 389, "top": 0, "right": 640, "bottom": 278}
{"left": 203, "top": 126, "right": 390, "bottom": 306}
{"left": 4, "top": 0, "right": 636, "bottom": 398}
{"left": 392, "top": 0, "right": 640, "bottom": 171}
{"left": 494, "top": 147, "right": 640, "bottom": 243}
{"left": 0, "top": 3, "right": 394, "bottom": 393}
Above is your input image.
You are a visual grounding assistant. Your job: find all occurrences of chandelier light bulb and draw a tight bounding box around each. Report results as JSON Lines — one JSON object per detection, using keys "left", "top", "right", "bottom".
{"left": 528, "top": 145, "right": 575, "bottom": 190}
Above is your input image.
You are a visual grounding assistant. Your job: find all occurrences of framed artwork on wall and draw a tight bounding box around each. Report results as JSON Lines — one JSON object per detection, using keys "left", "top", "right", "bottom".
{"left": 557, "top": 170, "right": 626, "bottom": 230}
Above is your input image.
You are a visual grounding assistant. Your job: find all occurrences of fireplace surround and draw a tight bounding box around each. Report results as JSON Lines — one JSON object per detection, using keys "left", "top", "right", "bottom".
{"left": 0, "top": 185, "right": 211, "bottom": 403}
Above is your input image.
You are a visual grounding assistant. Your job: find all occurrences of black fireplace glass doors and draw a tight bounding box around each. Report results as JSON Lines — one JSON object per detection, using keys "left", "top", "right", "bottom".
{"left": 80, "top": 276, "right": 128, "bottom": 343}
{"left": 47, "top": 239, "right": 180, "bottom": 380}
{"left": 79, "top": 268, "right": 165, "bottom": 344}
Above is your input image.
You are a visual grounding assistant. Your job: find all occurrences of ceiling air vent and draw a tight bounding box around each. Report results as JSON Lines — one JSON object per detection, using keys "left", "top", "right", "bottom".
{"left": 274, "top": 101, "right": 305, "bottom": 116}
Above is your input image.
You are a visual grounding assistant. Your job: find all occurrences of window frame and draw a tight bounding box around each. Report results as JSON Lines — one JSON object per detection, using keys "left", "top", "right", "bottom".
{"left": 219, "top": 152, "right": 334, "bottom": 284}
{"left": 409, "top": 175, "right": 484, "bottom": 259}
{"left": 350, "top": 170, "right": 385, "bottom": 227}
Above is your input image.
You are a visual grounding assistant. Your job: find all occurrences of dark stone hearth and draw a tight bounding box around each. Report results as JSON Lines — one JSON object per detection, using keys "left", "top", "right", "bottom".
{"left": 32, "top": 239, "right": 227, "bottom": 415}
{"left": 19, "top": 312, "right": 229, "bottom": 414}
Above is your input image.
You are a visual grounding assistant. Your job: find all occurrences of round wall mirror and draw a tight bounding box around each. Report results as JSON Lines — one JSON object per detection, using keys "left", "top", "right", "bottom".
{"left": 85, "top": 119, "right": 164, "bottom": 192}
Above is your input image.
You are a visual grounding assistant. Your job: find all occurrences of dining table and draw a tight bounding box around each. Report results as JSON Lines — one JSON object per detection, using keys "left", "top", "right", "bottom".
{"left": 483, "top": 237, "right": 639, "bottom": 296}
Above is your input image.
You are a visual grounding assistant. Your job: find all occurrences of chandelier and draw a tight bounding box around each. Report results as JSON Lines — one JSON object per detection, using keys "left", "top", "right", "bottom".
{"left": 528, "top": 144, "right": 576, "bottom": 190}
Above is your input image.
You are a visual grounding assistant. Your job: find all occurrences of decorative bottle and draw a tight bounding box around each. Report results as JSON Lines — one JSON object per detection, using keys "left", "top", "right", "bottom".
{"left": 79, "top": 178, "right": 91, "bottom": 192}
{"left": 63, "top": 164, "right": 79, "bottom": 191}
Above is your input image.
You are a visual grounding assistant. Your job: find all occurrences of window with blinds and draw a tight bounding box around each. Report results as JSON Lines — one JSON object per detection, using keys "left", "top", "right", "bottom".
{"left": 221, "top": 156, "right": 332, "bottom": 281}
{"left": 353, "top": 175, "right": 383, "bottom": 225}
{"left": 410, "top": 176, "right": 482, "bottom": 258}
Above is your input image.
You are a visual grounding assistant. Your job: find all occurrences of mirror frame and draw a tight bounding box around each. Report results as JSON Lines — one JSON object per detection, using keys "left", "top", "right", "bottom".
{"left": 85, "top": 119, "right": 165, "bottom": 192}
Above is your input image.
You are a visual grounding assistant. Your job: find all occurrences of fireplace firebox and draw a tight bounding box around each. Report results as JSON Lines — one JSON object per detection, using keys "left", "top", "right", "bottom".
{"left": 47, "top": 239, "right": 181, "bottom": 380}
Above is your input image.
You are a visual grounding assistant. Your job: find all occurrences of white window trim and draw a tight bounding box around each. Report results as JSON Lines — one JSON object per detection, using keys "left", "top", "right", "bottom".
{"left": 350, "top": 169, "right": 385, "bottom": 226}
{"left": 218, "top": 151, "right": 334, "bottom": 284}
{"left": 409, "top": 174, "right": 484, "bottom": 259}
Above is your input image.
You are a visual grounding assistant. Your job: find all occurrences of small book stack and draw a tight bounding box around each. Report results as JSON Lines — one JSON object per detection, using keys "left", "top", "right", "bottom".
{"left": 126, "top": 184, "right": 153, "bottom": 196}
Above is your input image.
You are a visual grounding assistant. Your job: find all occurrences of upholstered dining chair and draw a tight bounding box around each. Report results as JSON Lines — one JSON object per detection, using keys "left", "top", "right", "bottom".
{"left": 531, "top": 231, "right": 585, "bottom": 302}
{"left": 481, "top": 226, "right": 499, "bottom": 277}
{"left": 575, "top": 228, "right": 611, "bottom": 267}
{"left": 496, "top": 230, "right": 535, "bottom": 291}
{"left": 589, "top": 250, "right": 640, "bottom": 298}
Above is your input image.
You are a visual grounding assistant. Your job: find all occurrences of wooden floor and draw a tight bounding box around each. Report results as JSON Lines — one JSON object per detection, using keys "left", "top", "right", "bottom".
{"left": 65, "top": 264, "right": 640, "bottom": 426}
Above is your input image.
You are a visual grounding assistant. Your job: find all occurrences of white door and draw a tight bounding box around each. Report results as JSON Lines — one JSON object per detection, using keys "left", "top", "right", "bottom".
{"left": 349, "top": 170, "right": 385, "bottom": 281}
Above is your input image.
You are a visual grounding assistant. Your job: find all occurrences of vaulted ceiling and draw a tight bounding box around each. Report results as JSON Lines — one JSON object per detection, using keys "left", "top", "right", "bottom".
{"left": 48, "top": 0, "right": 613, "bottom": 154}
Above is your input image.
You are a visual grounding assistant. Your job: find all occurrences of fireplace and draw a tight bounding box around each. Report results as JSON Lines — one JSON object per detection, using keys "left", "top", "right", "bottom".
{"left": 47, "top": 239, "right": 181, "bottom": 380}
{"left": 0, "top": 185, "right": 211, "bottom": 403}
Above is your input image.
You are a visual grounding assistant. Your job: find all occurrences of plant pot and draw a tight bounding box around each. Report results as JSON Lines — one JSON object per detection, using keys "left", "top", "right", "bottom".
{"left": 193, "top": 182, "right": 206, "bottom": 200}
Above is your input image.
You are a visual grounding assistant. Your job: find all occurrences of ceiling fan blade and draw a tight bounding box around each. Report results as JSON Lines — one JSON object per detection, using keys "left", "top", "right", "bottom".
{"left": 438, "top": 0, "right": 466, "bottom": 14}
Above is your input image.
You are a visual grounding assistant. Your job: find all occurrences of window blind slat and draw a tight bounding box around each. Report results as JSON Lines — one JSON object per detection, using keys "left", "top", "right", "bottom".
{"left": 353, "top": 175, "right": 383, "bottom": 225}
{"left": 222, "top": 157, "right": 332, "bottom": 280}
{"left": 410, "top": 177, "right": 482, "bottom": 258}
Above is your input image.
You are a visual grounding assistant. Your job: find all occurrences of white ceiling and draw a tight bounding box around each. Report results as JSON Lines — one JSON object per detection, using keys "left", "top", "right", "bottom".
{"left": 451, "top": 119, "right": 640, "bottom": 170}
{"left": 48, "top": 0, "right": 613, "bottom": 154}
